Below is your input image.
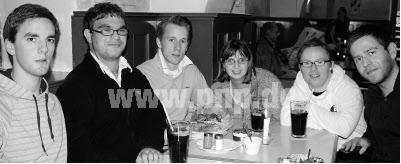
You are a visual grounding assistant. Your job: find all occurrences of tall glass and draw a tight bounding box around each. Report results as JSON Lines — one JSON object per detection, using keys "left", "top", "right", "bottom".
{"left": 251, "top": 96, "right": 266, "bottom": 132}
{"left": 290, "top": 100, "right": 308, "bottom": 138}
{"left": 167, "top": 121, "right": 190, "bottom": 163}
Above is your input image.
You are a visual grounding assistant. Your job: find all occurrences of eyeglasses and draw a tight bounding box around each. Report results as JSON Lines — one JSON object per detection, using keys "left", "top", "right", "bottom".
{"left": 225, "top": 58, "right": 249, "bottom": 65}
{"left": 91, "top": 28, "right": 129, "bottom": 36}
{"left": 299, "top": 60, "right": 331, "bottom": 68}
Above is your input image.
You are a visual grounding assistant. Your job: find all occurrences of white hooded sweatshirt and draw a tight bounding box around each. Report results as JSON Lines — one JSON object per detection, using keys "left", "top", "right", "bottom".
{"left": 280, "top": 65, "right": 366, "bottom": 148}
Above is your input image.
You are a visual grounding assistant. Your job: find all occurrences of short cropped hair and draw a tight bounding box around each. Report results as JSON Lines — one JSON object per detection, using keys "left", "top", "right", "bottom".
{"left": 347, "top": 24, "right": 392, "bottom": 54}
{"left": 83, "top": 2, "right": 126, "bottom": 30}
{"left": 3, "top": 3, "right": 60, "bottom": 43}
{"left": 215, "top": 39, "right": 255, "bottom": 84}
{"left": 297, "top": 39, "right": 331, "bottom": 63}
{"left": 156, "top": 15, "right": 193, "bottom": 46}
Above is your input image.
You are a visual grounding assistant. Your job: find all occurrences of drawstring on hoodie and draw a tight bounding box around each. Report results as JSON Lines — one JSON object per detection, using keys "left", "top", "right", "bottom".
{"left": 45, "top": 94, "right": 55, "bottom": 141}
{"left": 33, "top": 93, "right": 54, "bottom": 156}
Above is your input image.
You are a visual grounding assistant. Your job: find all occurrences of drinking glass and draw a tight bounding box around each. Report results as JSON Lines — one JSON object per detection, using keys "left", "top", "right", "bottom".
{"left": 250, "top": 96, "right": 266, "bottom": 132}
{"left": 290, "top": 100, "right": 308, "bottom": 138}
{"left": 167, "top": 121, "right": 190, "bottom": 163}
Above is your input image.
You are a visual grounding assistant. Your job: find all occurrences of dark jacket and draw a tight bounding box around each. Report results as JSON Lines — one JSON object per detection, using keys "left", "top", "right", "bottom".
{"left": 56, "top": 53, "right": 166, "bottom": 162}
{"left": 363, "top": 73, "right": 399, "bottom": 162}
{"left": 255, "top": 37, "right": 283, "bottom": 77}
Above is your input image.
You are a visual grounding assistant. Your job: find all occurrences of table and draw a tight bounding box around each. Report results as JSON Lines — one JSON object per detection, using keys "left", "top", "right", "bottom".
{"left": 163, "top": 120, "right": 338, "bottom": 163}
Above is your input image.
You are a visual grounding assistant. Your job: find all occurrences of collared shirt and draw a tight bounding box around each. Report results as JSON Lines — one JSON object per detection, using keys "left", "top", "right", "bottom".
{"left": 363, "top": 73, "right": 400, "bottom": 162}
{"left": 89, "top": 51, "right": 132, "bottom": 87}
{"left": 158, "top": 49, "right": 193, "bottom": 78}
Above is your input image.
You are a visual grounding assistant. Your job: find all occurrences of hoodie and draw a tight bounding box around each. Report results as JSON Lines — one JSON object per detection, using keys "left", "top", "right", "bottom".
{"left": 0, "top": 69, "right": 67, "bottom": 162}
{"left": 280, "top": 65, "right": 366, "bottom": 148}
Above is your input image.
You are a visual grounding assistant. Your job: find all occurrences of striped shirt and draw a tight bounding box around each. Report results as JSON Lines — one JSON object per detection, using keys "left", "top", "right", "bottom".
{"left": 0, "top": 71, "right": 67, "bottom": 162}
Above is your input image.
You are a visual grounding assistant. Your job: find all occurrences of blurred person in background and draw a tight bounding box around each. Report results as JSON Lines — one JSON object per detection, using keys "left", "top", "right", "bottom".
{"left": 328, "top": 7, "right": 350, "bottom": 44}
{"left": 255, "top": 22, "right": 288, "bottom": 77}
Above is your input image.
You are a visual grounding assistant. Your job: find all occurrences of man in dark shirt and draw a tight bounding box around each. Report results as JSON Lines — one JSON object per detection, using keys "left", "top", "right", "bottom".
{"left": 341, "top": 25, "right": 399, "bottom": 162}
{"left": 56, "top": 2, "right": 166, "bottom": 162}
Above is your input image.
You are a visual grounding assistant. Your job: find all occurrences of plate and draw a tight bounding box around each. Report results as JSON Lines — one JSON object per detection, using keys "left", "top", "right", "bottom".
{"left": 195, "top": 139, "right": 242, "bottom": 153}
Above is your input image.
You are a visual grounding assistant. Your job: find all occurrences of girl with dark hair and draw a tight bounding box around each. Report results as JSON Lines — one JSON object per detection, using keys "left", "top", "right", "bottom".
{"left": 212, "top": 39, "right": 283, "bottom": 126}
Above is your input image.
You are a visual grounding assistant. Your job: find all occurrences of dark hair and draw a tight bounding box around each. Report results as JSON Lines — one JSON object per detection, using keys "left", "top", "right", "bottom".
{"left": 156, "top": 15, "right": 192, "bottom": 47}
{"left": 297, "top": 39, "right": 331, "bottom": 63}
{"left": 3, "top": 3, "right": 60, "bottom": 43}
{"left": 347, "top": 24, "right": 392, "bottom": 54}
{"left": 83, "top": 2, "right": 126, "bottom": 30}
{"left": 215, "top": 39, "right": 255, "bottom": 83}
{"left": 260, "top": 22, "right": 278, "bottom": 37}
{"left": 338, "top": 7, "right": 347, "bottom": 16}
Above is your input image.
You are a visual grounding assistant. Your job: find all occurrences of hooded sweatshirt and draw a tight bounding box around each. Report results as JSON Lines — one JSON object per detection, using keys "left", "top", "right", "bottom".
{"left": 0, "top": 69, "right": 67, "bottom": 162}
{"left": 280, "top": 65, "right": 366, "bottom": 148}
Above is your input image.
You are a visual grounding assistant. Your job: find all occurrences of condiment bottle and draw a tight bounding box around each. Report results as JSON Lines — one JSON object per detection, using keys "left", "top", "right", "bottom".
{"left": 214, "top": 133, "right": 223, "bottom": 150}
{"left": 203, "top": 133, "right": 213, "bottom": 149}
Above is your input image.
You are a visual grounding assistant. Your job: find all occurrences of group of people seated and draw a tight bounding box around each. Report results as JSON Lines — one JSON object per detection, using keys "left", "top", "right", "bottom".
{"left": 0, "top": 2, "right": 398, "bottom": 163}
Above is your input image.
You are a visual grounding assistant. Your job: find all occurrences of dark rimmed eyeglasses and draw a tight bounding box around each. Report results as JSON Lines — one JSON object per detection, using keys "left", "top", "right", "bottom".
{"left": 299, "top": 60, "right": 331, "bottom": 68}
{"left": 90, "top": 28, "right": 129, "bottom": 36}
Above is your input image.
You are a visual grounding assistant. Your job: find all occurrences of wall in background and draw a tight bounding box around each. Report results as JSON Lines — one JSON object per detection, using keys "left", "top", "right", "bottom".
{"left": 330, "top": 0, "right": 391, "bottom": 20}
{"left": 244, "top": 0, "right": 268, "bottom": 16}
{"left": 269, "top": 0, "right": 304, "bottom": 17}
{"left": 304, "top": 0, "right": 392, "bottom": 20}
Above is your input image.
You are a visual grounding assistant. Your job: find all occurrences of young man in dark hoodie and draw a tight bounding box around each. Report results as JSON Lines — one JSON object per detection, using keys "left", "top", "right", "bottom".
{"left": 0, "top": 3, "right": 67, "bottom": 162}
{"left": 56, "top": 2, "right": 166, "bottom": 162}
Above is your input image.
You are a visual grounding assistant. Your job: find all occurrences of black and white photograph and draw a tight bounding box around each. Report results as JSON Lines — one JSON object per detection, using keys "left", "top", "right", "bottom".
{"left": 0, "top": 0, "right": 399, "bottom": 163}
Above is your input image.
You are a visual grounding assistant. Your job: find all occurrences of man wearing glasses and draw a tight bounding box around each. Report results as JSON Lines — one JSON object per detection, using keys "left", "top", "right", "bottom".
{"left": 56, "top": 2, "right": 166, "bottom": 162}
{"left": 280, "top": 39, "right": 366, "bottom": 154}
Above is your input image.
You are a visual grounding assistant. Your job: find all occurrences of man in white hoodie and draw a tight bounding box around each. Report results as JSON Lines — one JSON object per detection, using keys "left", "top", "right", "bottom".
{"left": 280, "top": 39, "right": 366, "bottom": 150}
{"left": 0, "top": 4, "right": 67, "bottom": 162}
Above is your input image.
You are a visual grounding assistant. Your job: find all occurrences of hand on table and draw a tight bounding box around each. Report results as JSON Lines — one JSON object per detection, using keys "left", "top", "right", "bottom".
{"left": 136, "top": 148, "right": 163, "bottom": 163}
{"left": 340, "top": 137, "right": 371, "bottom": 154}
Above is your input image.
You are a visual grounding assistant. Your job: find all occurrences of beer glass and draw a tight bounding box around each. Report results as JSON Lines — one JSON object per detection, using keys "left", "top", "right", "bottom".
{"left": 250, "top": 96, "right": 266, "bottom": 132}
{"left": 290, "top": 100, "right": 308, "bottom": 138}
{"left": 167, "top": 121, "right": 190, "bottom": 163}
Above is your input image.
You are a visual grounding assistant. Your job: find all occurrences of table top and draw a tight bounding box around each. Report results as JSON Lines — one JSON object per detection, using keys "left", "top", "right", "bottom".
{"left": 177, "top": 120, "right": 338, "bottom": 163}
